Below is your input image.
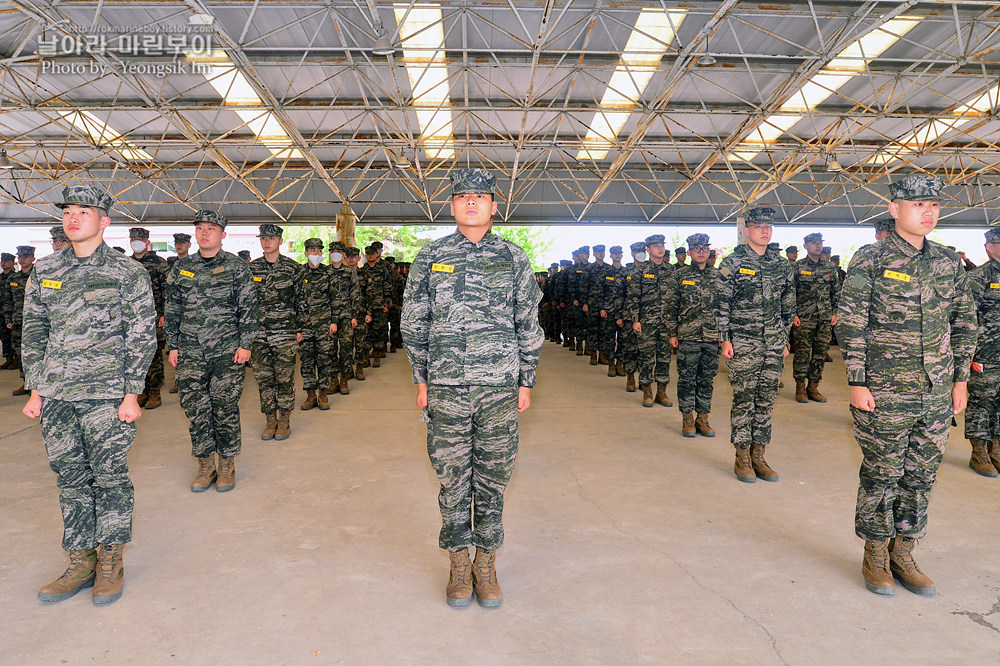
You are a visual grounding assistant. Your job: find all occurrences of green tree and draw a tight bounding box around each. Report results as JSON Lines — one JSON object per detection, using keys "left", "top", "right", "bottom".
{"left": 281, "top": 224, "right": 433, "bottom": 262}
{"left": 493, "top": 224, "right": 554, "bottom": 272}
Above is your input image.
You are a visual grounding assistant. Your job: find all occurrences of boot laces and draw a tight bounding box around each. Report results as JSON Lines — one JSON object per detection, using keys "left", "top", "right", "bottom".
{"left": 62, "top": 550, "right": 91, "bottom": 578}
{"left": 450, "top": 554, "right": 471, "bottom": 585}
{"left": 198, "top": 457, "right": 214, "bottom": 475}
{"left": 97, "top": 547, "right": 119, "bottom": 582}
{"left": 869, "top": 542, "right": 890, "bottom": 570}
{"left": 474, "top": 553, "right": 496, "bottom": 584}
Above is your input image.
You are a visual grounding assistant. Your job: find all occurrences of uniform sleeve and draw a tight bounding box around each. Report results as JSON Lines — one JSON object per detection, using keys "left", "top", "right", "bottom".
{"left": 950, "top": 264, "right": 979, "bottom": 383}
{"left": 382, "top": 266, "right": 394, "bottom": 305}
{"left": 122, "top": 266, "right": 158, "bottom": 395}
{"left": 20, "top": 275, "right": 49, "bottom": 391}
{"left": 512, "top": 248, "right": 544, "bottom": 387}
{"left": 836, "top": 249, "right": 875, "bottom": 386}
{"left": 290, "top": 263, "right": 302, "bottom": 332}
{"left": 294, "top": 268, "right": 309, "bottom": 331}
{"left": 401, "top": 250, "right": 432, "bottom": 384}
{"left": 2, "top": 280, "right": 12, "bottom": 322}
{"left": 781, "top": 262, "right": 796, "bottom": 333}
{"left": 624, "top": 266, "right": 640, "bottom": 322}
{"left": 152, "top": 260, "right": 168, "bottom": 318}
{"left": 714, "top": 259, "right": 735, "bottom": 343}
{"left": 234, "top": 261, "right": 260, "bottom": 350}
{"left": 829, "top": 263, "right": 842, "bottom": 312}
{"left": 164, "top": 264, "right": 181, "bottom": 351}
{"left": 663, "top": 274, "right": 681, "bottom": 338}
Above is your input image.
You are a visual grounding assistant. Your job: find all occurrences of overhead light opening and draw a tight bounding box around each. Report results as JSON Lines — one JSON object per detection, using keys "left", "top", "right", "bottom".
{"left": 57, "top": 109, "right": 153, "bottom": 161}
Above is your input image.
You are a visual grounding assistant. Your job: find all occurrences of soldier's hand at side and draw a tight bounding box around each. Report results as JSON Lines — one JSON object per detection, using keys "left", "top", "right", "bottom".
{"left": 296, "top": 332, "right": 303, "bottom": 343}
{"left": 953, "top": 381, "right": 968, "bottom": 414}
{"left": 517, "top": 387, "right": 531, "bottom": 413}
{"left": 365, "top": 314, "right": 372, "bottom": 323}
{"left": 616, "top": 319, "right": 623, "bottom": 327}
{"left": 234, "top": 348, "right": 251, "bottom": 364}
{"left": 158, "top": 316, "right": 164, "bottom": 328}
{"left": 850, "top": 386, "right": 876, "bottom": 411}
{"left": 416, "top": 383, "right": 428, "bottom": 409}
{"left": 119, "top": 394, "right": 141, "bottom": 423}
{"left": 582, "top": 304, "right": 588, "bottom": 313}
{"left": 830, "top": 314, "right": 837, "bottom": 326}
{"left": 22, "top": 391, "right": 42, "bottom": 419}
{"left": 169, "top": 350, "right": 179, "bottom": 367}
{"left": 351, "top": 318, "right": 357, "bottom": 328}
{"left": 783, "top": 345, "right": 789, "bottom": 358}
{"left": 793, "top": 315, "right": 801, "bottom": 327}
{"left": 670, "top": 336, "right": 679, "bottom": 349}
{"left": 329, "top": 323, "right": 338, "bottom": 334}
{"left": 721, "top": 341, "right": 734, "bottom": 358}
{"left": 600, "top": 310, "right": 607, "bottom": 318}
{"left": 383, "top": 306, "right": 389, "bottom": 313}
{"left": 6, "top": 323, "right": 10, "bottom": 329}
{"left": 633, "top": 322, "right": 642, "bottom": 333}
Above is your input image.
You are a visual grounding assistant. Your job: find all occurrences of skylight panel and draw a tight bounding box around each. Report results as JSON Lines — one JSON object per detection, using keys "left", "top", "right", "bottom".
{"left": 58, "top": 109, "right": 153, "bottom": 161}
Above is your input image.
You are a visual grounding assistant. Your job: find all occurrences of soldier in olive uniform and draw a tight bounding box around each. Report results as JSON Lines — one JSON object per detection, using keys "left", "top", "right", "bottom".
{"left": 297, "top": 238, "right": 336, "bottom": 410}
{"left": 674, "top": 246, "right": 687, "bottom": 268}
{"left": 363, "top": 245, "right": 393, "bottom": 366}
{"left": 327, "top": 241, "right": 363, "bottom": 395}
{"left": 129, "top": 227, "right": 169, "bottom": 409}
{"left": 582, "top": 244, "right": 610, "bottom": 365}
{"left": 0, "top": 251, "right": 15, "bottom": 369}
{"left": 625, "top": 234, "right": 674, "bottom": 408}
{"left": 791, "top": 232, "right": 840, "bottom": 404}
{"left": 715, "top": 207, "right": 795, "bottom": 483}
{"left": 345, "top": 246, "right": 370, "bottom": 381}
{"left": 50, "top": 225, "right": 71, "bottom": 252}
{"left": 785, "top": 246, "right": 798, "bottom": 264}
{"left": 838, "top": 174, "right": 977, "bottom": 596}
{"left": 402, "top": 168, "right": 542, "bottom": 610}
{"left": 166, "top": 211, "right": 260, "bottom": 493}
{"left": 621, "top": 241, "right": 647, "bottom": 391}
{"left": 600, "top": 246, "right": 627, "bottom": 377}
{"left": 4, "top": 245, "right": 35, "bottom": 395}
{"left": 249, "top": 224, "right": 302, "bottom": 441}
{"left": 965, "top": 228, "right": 1000, "bottom": 477}
{"left": 387, "top": 256, "right": 406, "bottom": 353}
{"left": 23, "top": 185, "right": 156, "bottom": 605}
{"left": 167, "top": 233, "right": 192, "bottom": 270}
{"left": 666, "top": 233, "right": 719, "bottom": 438}
{"left": 873, "top": 218, "right": 895, "bottom": 242}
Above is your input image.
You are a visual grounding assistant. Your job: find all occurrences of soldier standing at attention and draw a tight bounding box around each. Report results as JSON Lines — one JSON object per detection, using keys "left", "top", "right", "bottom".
{"left": 166, "top": 211, "right": 259, "bottom": 493}
{"left": 327, "top": 241, "right": 363, "bottom": 396}
{"left": 249, "top": 224, "right": 301, "bottom": 441}
{"left": 965, "top": 228, "right": 1000, "bottom": 477}
{"left": 23, "top": 185, "right": 156, "bottom": 605}
{"left": 625, "top": 234, "right": 674, "bottom": 408}
{"left": 715, "top": 207, "right": 795, "bottom": 483}
{"left": 363, "top": 244, "right": 393, "bottom": 366}
{"left": 666, "top": 233, "right": 719, "bottom": 438}
{"left": 570, "top": 246, "right": 590, "bottom": 357}
{"left": 5, "top": 244, "right": 35, "bottom": 396}
{"left": 582, "top": 244, "right": 608, "bottom": 365}
{"left": 555, "top": 258, "right": 573, "bottom": 348}
{"left": 129, "top": 227, "right": 169, "bottom": 410}
{"left": 540, "top": 263, "right": 558, "bottom": 342}
{"left": 345, "top": 246, "right": 370, "bottom": 381}
{"left": 296, "top": 238, "right": 335, "bottom": 410}
{"left": 166, "top": 233, "right": 191, "bottom": 395}
{"left": 0, "top": 251, "right": 14, "bottom": 370}
{"left": 838, "top": 175, "right": 976, "bottom": 596}
{"left": 50, "top": 225, "right": 71, "bottom": 252}
{"left": 785, "top": 246, "right": 798, "bottom": 264}
{"left": 601, "top": 246, "right": 627, "bottom": 378}
{"left": 874, "top": 218, "right": 895, "bottom": 242}
{"left": 790, "top": 232, "right": 840, "bottom": 404}
{"left": 621, "top": 241, "right": 646, "bottom": 392}
{"left": 674, "top": 246, "right": 687, "bottom": 268}
{"left": 401, "top": 168, "right": 542, "bottom": 610}
{"left": 238, "top": 250, "right": 252, "bottom": 264}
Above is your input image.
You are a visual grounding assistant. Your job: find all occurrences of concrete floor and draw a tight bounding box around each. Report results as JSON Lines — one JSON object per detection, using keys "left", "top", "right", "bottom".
{"left": 2, "top": 343, "right": 1000, "bottom": 665}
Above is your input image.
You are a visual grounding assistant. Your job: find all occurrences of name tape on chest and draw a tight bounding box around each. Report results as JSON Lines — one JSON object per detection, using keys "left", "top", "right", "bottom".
{"left": 682, "top": 280, "right": 696, "bottom": 286}
{"left": 9, "top": 281, "right": 19, "bottom": 287}
{"left": 431, "top": 263, "right": 455, "bottom": 273}
{"left": 87, "top": 281, "right": 117, "bottom": 290}
{"left": 485, "top": 262, "right": 513, "bottom": 273}
{"left": 643, "top": 273, "right": 655, "bottom": 279}
{"left": 179, "top": 269, "right": 196, "bottom": 278}
{"left": 212, "top": 266, "right": 226, "bottom": 275}
{"left": 990, "top": 283, "right": 1000, "bottom": 289}
{"left": 41, "top": 279, "right": 62, "bottom": 289}
{"left": 605, "top": 276, "right": 616, "bottom": 281}
{"left": 739, "top": 268, "right": 756, "bottom": 276}
{"left": 252, "top": 276, "right": 263, "bottom": 282}
{"left": 883, "top": 270, "right": 911, "bottom": 282}
{"left": 800, "top": 270, "right": 813, "bottom": 276}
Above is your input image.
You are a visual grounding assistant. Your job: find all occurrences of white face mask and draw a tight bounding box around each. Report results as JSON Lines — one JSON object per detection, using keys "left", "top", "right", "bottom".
{"left": 130, "top": 240, "right": 147, "bottom": 253}
{"left": 307, "top": 255, "right": 322, "bottom": 267}
{"left": 634, "top": 251, "right": 647, "bottom": 262}
{"left": 331, "top": 252, "right": 344, "bottom": 263}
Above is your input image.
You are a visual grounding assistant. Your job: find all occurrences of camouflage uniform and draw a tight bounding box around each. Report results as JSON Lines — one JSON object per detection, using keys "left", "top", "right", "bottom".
{"left": 22, "top": 186, "right": 156, "bottom": 550}
{"left": 715, "top": 210, "right": 795, "bottom": 451}
{"left": 569, "top": 250, "right": 590, "bottom": 350}
{"left": 388, "top": 258, "right": 405, "bottom": 349}
{"left": 553, "top": 259, "right": 572, "bottom": 342}
{"left": 165, "top": 211, "right": 260, "bottom": 459}
{"left": 837, "top": 176, "right": 977, "bottom": 540}
{"left": 249, "top": 224, "right": 301, "bottom": 415}
{"left": 598, "top": 251, "right": 627, "bottom": 365}
{"left": 0, "top": 254, "right": 13, "bottom": 361}
{"left": 3, "top": 247, "right": 34, "bottom": 382}
{"left": 362, "top": 255, "right": 393, "bottom": 355}
{"left": 791, "top": 233, "right": 840, "bottom": 383}
{"left": 966, "top": 249, "right": 1000, "bottom": 444}
{"left": 625, "top": 236, "right": 674, "bottom": 388}
{"left": 401, "top": 169, "right": 543, "bottom": 552}
{"left": 166, "top": 232, "right": 191, "bottom": 271}
{"left": 328, "top": 251, "right": 364, "bottom": 377}
{"left": 347, "top": 247, "right": 371, "bottom": 365}
{"left": 582, "top": 246, "right": 609, "bottom": 356}
{"left": 130, "top": 228, "right": 169, "bottom": 393}
{"left": 296, "top": 239, "right": 336, "bottom": 391}
{"left": 620, "top": 242, "right": 647, "bottom": 376}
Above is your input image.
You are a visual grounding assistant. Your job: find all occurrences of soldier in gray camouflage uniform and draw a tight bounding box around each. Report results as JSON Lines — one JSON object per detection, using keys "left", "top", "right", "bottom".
{"left": 22, "top": 185, "right": 156, "bottom": 605}
{"left": 582, "top": 244, "right": 610, "bottom": 365}
{"left": 167, "top": 232, "right": 191, "bottom": 270}
{"left": 0, "top": 251, "right": 14, "bottom": 369}
{"left": 599, "top": 246, "right": 627, "bottom": 377}
{"left": 4, "top": 244, "right": 35, "bottom": 395}
{"left": 327, "top": 241, "right": 363, "bottom": 394}
{"left": 166, "top": 211, "right": 259, "bottom": 493}
{"left": 666, "top": 233, "right": 719, "bottom": 438}
{"left": 402, "top": 167, "right": 543, "bottom": 610}
{"left": 362, "top": 244, "right": 393, "bottom": 366}
{"left": 715, "top": 207, "right": 795, "bottom": 483}
{"left": 791, "top": 232, "right": 840, "bottom": 404}
{"left": 249, "top": 224, "right": 301, "bottom": 441}
{"left": 345, "top": 246, "right": 370, "bottom": 381}
{"left": 625, "top": 234, "right": 674, "bottom": 408}
{"left": 129, "top": 227, "right": 169, "bottom": 409}
{"left": 838, "top": 174, "right": 977, "bottom": 596}
{"left": 620, "top": 241, "right": 646, "bottom": 392}
{"left": 965, "top": 228, "right": 1000, "bottom": 477}
{"left": 296, "top": 238, "right": 336, "bottom": 410}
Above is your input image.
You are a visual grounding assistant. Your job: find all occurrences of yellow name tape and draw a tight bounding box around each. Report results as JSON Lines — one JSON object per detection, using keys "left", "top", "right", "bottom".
{"left": 179, "top": 270, "right": 196, "bottom": 278}
{"left": 682, "top": 280, "right": 696, "bottom": 286}
{"left": 739, "top": 268, "right": 756, "bottom": 276}
{"left": 605, "top": 276, "right": 615, "bottom": 281}
{"left": 883, "top": 270, "right": 910, "bottom": 282}
{"left": 800, "top": 270, "right": 812, "bottom": 276}
{"left": 41, "top": 279, "right": 62, "bottom": 289}
{"left": 643, "top": 273, "right": 655, "bottom": 279}
{"left": 431, "top": 263, "right": 455, "bottom": 273}
{"left": 991, "top": 283, "right": 1000, "bottom": 289}
{"left": 252, "top": 276, "right": 263, "bottom": 282}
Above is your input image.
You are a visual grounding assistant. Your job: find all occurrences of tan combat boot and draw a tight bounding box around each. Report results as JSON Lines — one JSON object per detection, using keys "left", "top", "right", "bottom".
{"left": 734, "top": 446, "right": 756, "bottom": 483}
{"left": 794, "top": 379, "right": 808, "bottom": 403}
{"left": 317, "top": 388, "right": 330, "bottom": 411}
{"left": 681, "top": 412, "right": 695, "bottom": 438}
{"left": 750, "top": 443, "right": 778, "bottom": 482}
{"left": 989, "top": 440, "right": 1000, "bottom": 474}
{"left": 168, "top": 382, "right": 178, "bottom": 394}
{"left": 589, "top": 350, "right": 598, "bottom": 365}
{"left": 446, "top": 548, "right": 474, "bottom": 608}
{"left": 889, "top": 537, "right": 936, "bottom": 595}
{"left": 0, "top": 356, "right": 12, "bottom": 370}
{"left": 626, "top": 372, "right": 637, "bottom": 392}
{"left": 563, "top": 336, "right": 572, "bottom": 348}
{"left": 472, "top": 548, "right": 502, "bottom": 609}
{"left": 654, "top": 382, "right": 672, "bottom": 407}
{"left": 862, "top": 539, "right": 895, "bottom": 595}
{"left": 344, "top": 366, "right": 355, "bottom": 380}
{"left": 969, "top": 440, "right": 998, "bottom": 477}
{"left": 38, "top": 549, "right": 97, "bottom": 602}
{"left": 144, "top": 389, "right": 161, "bottom": 409}
{"left": 217, "top": 456, "right": 236, "bottom": 492}
{"left": 576, "top": 340, "right": 585, "bottom": 356}
{"left": 617, "top": 360, "right": 626, "bottom": 377}
{"left": 598, "top": 351, "right": 608, "bottom": 365}
{"left": 330, "top": 373, "right": 341, "bottom": 395}
{"left": 12, "top": 383, "right": 28, "bottom": 396}
{"left": 607, "top": 360, "right": 616, "bottom": 377}
{"left": 191, "top": 454, "right": 217, "bottom": 492}
{"left": 275, "top": 410, "right": 291, "bottom": 441}
{"left": 301, "top": 389, "right": 317, "bottom": 411}
{"left": 806, "top": 379, "right": 827, "bottom": 403}
{"left": 136, "top": 392, "right": 148, "bottom": 408}
{"left": 355, "top": 363, "right": 366, "bottom": 381}
{"left": 339, "top": 375, "right": 350, "bottom": 395}
{"left": 641, "top": 384, "right": 654, "bottom": 408}
{"left": 372, "top": 352, "right": 381, "bottom": 368}
{"left": 92, "top": 543, "right": 125, "bottom": 605}
{"left": 695, "top": 413, "right": 715, "bottom": 437}
{"left": 261, "top": 412, "right": 278, "bottom": 440}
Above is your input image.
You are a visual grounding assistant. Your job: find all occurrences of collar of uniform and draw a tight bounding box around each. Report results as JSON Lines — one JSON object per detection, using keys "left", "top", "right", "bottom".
{"left": 805, "top": 256, "right": 822, "bottom": 266}
{"left": 886, "top": 230, "right": 925, "bottom": 258}
{"left": 990, "top": 257, "right": 1000, "bottom": 270}
{"left": 451, "top": 229, "right": 499, "bottom": 248}
{"left": 195, "top": 250, "right": 225, "bottom": 264}
{"left": 65, "top": 240, "right": 111, "bottom": 267}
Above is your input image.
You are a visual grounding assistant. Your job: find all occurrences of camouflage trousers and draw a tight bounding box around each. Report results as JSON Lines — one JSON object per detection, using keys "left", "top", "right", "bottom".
{"left": 558, "top": 305, "right": 573, "bottom": 339}
{"left": 637, "top": 321, "right": 671, "bottom": 386}
{"left": 621, "top": 320, "right": 639, "bottom": 373}
{"left": 727, "top": 337, "right": 784, "bottom": 449}
{"left": 676, "top": 340, "right": 720, "bottom": 414}
{"left": 574, "top": 306, "right": 589, "bottom": 346}
{"left": 12, "top": 323, "right": 23, "bottom": 379}
{"left": 42, "top": 398, "right": 136, "bottom": 550}
{"left": 143, "top": 326, "right": 166, "bottom": 391}
{"left": 300, "top": 328, "right": 334, "bottom": 390}
{"left": 852, "top": 387, "right": 951, "bottom": 541}
{"left": 177, "top": 349, "right": 247, "bottom": 458}
{"left": 539, "top": 304, "right": 552, "bottom": 338}
{"left": 585, "top": 312, "right": 602, "bottom": 351}
{"left": 791, "top": 318, "right": 832, "bottom": 381}
{"left": 252, "top": 334, "right": 297, "bottom": 413}
{"left": 966, "top": 364, "right": 1000, "bottom": 441}
{"left": 600, "top": 316, "right": 622, "bottom": 362}
{"left": 368, "top": 309, "right": 389, "bottom": 350}
{"left": 426, "top": 384, "right": 519, "bottom": 552}
{"left": 389, "top": 306, "right": 403, "bottom": 347}
{"left": 353, "top": 319, "right": 369, "bottom": 362}
{"left": 0, "top": 320, "right": 11, "bottom": 357}
{"left": 329, "top": 318, "right": 356, "bottom": 375}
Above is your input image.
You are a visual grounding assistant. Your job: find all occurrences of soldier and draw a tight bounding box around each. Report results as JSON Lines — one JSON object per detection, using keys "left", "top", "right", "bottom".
{"left": 362, "top": 245, "right": 393, "bottom": 368}
{"left": 582, "top": 244, "right": 609, "bottom": 365}
{"left": 707, "top": 249, "right": 717, "bottom": 268}
{"left": 621, "top": 241, "right": 647, "bottom": 392}
{"left": 327, "top": 241, "right": 363, "bottom": 395}
{"left": 296, "top": 238, "right": 335, "bottom": 410}
{"left": 166, "top": 211, "right": 259, "bottom": 493}
{"left": 345, "top": 246, "right": 370, "bottom": 381}
{"left": 1, "top": 251, "right": 15, "bottom": 369}
{"left": 568, "top": 246, "right": 590, "bottom": 356}
{"left": 129, "top": 227, "right": 169, "bottom": 410}
{"left": 785, "top": 246, "right": 798, "bottom": 264}
{"left": 625, "top": 234, "right": 674, "bottom": 408}
{"left": 540, "top": 263, "right": 559, "bottom": 342}
{"left": 666, "top": 233, "right": 719, "bottom": 438}
{"left": 388, "top": 256, "right": 406, "bottom": 353}
{"left": 401, "top": 167, "right": 542, "bottom": 609}
{"left": 820, "top": 246, "right": 832, "bottom": 262}
{"left": 674, "top": 246, "right": 687, "bottom": 267}
{"left": 600, "top": 246, "right": 627, "bottom": 378}
{"left": 238, "top": 249, "right": 251, "bottom": 264}
{"left": 249, "top": 224, "right": 301, "bottom": 441}
{"left": 23, "top": 185, "right": 156, "bottom": 605}
{"left": 4, "top": 245, "right": 35, "bottom": 395}
{"left": 555, "top": 258, "right": 573, "bottom": 347}
{"left": 791, "top": 232, "right": 840, "bottom": 403}
{"left": 167, "top": 232, "right": 192, "bottom": 269}
{"left": 50, "top": 225, "right": 71, "bottom": 252}
{"left": 874, "top": 218, "right": 894, "bottom": 242}
{"left": 965, "top": 228, "right": 1000, "bottom": 477}
{"left": 716, "top": 207, "right": 795, "bottom": 483}
{"left": 838, "top": 174, "right": 977, "bottom": 597}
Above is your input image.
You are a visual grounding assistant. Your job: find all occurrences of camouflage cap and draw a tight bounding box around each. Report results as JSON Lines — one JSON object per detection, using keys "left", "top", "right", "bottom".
{"left": 745, "top": 207, "right": 775, "bottom": 225}
{"left": 257, "top": 223, "right": 283, "bottom": 238}
{"left": 304, "top": 237, "right": 325, "bottom": 250}
{"left": 364, "top": 245, "right": 376, "bottom": 254}
{"left": 803, "top": 232, "right": 823, "bottom": 244}
{"left": 644, "top": 234, "right": 665, "bottom": 245}
{"left": 194, "top": 210, "right": 228, "bottom": 228}
{"left": 328, "top": 241, "right": 347, "bottom": 253}
{"left": 768, "top": 242, "right": 781, "bottom": 251}
{"left": 345, "top": 246, "right": 360, "bottom": 257}
{"left": 874, "top": 218, "right": 895, "bottom": 233}
{"left": 889, "top": 174, "right": 943, "bottom": 201}
{"left": 450, "top": 167, "right": 497, "bottom": 195}
{"left": 549, "top": 262, "right": 559, "bottom": 269}
{"left": 55, "top": 184, "right": 115, "bottom": 211}
{"left": 173, "top": 232, "right": 191, "bottom": 243}
{"left": 50, "top": 225, "right": 70, "bottom": 241}
{"left": 686, "top": 233, "right": 710, "bottom": 248}
{"left": 630, "top": 241, "right": 647, "bottom": 253}
{"left": 609, "top": 245, "right": 623, "bottom": 254}
{"left": 371, "top": 241, "right": 384, "bottom": 250}
{"left": 16, "top": 245, "right": 35, "bottom": 257}
{"left": 1, "top": 252, "right": 14, "bottom": 261}
{"left": 831, "top": 255, "right": 841, "bottom": 261}
{"left": 675, "top": 246, "right": 687, "bottom": 254}
{"left": 708, "top": 249, "right": 717, "bottom": 258}
{"left": 237, "top": 250, "right": 251, "bottom": 258}
{"left": 822, "top": 246, "right": 832, "bottom": 254}
{"left": 985, "top": 228, "right": 1000, "bottom": 243}
{"left": 560, "top": 259, "right": 572, "bottom": 266}
{"left": 129, "top": 227, "right": 150, "bottom": 240}
{"left": 785, "top": 245, "right": 798, "bottom": 253}
{"left": 592, "top": 244, "right": 606, "bottom": 252}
